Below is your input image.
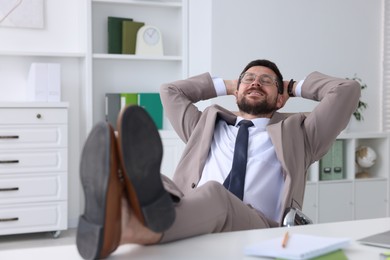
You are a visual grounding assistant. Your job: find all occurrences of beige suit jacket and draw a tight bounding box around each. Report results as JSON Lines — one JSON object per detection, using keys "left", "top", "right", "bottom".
{"left": 160, "top": 71, "right": 360, "bottom": 225}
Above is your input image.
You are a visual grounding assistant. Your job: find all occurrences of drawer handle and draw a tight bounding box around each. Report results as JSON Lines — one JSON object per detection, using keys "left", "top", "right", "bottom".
{"left": 0, "top": 160, "right": 19, "bottom": 164}
{"left": 36, "top": 113, "right": 42, "bottom": 119}
{"left": 0, "top": 135, "right": 19, "bottom": 139}
{"left": 0, "top": 187, "right": 19, "bottom": 192}
{"left": 0, "top": 217, "right": 19, "bottom": 222}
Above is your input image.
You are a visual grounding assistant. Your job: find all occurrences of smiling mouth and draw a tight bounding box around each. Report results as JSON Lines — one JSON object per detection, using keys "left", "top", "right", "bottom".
{"left": 246, "top": 90, "right": 265, "bottom": 97}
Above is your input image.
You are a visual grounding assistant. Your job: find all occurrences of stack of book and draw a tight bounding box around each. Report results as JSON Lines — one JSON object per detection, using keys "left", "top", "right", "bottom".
{"left": 108, "top": 16, "right": 145, "bottom": 54}
{"left": 105, "top": 92, "right": 163, "bottom": 130}
{"left": 319, "top": 140, "right": 345, "bottom": 180}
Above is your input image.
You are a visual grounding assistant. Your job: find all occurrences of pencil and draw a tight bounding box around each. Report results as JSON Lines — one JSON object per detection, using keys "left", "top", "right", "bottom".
{"left": 282, "top": 231, "right": 289, "bottom": 248}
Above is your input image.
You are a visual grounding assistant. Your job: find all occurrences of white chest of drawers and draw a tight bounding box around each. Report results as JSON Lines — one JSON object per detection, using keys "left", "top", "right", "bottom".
{"left": 0, "top": 103, "right": 68, "bottom": 237}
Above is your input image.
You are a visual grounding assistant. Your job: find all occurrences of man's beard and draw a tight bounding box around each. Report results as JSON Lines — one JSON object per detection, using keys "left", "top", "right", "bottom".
{"left": 237, "top": 95, "right": 277, "bottom": 116}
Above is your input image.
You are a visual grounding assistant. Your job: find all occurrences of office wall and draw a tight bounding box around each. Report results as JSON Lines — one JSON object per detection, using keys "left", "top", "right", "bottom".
{"left": 189, "top": 0, "right": 382, "bottom": 132}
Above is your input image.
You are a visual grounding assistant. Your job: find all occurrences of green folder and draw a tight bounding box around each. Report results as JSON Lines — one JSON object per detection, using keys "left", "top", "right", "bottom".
{"left": 122, "top": 21, "right": 145, "bottom": 54}
{"left": 120, "top": 93, "right": 138, "bottom": 107}
{"left": 108, "top": 17, "right": 133, "bottom": 54}
{"left": 138, "top": 93, "right": 163, "bottom": 129}
{"left": 320, "top": 140, "right": 344, "bottom": 180}
{"left": 106, "top": 92, "right": 163, "bottom": 130}
{"left": 332, "top": 140, "right": 344, "bottom": 180}
{"left": 320, "top": 147, "right": 333, "bottom": 181}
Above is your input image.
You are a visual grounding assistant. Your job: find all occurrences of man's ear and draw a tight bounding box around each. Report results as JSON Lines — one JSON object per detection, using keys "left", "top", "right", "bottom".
{"left": 276, "top": 93, "right": 287, "bottom": 109}
{"left": 234, "top": 89, "right": 238, "bottom": 99}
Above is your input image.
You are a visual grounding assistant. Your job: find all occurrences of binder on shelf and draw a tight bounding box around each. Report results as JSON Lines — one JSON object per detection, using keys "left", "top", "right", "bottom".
{"left": 332, "top": 140, "right": 344, "bottom": 180}
{"left": 120, "top": 93, "right": 138, "bottom": 108}
{"left": 319, "top": 140, "right": 345, "bottom": 180}
{"left": 138, "top": 93, "right": 163, "bottom": 130}
{"left": 105, "top": 93, "right": 121, "bottom": 129}
{"left": 105, "top": 92, "right": 163, "bottom": 130}
{"left": 320, "top": 148, "right": 333, "bottom": 181}
{"left": 122, "top": 20, "right": 145, "bottom": 54}
{"left": 108, "top": 16, "right": 133, "bottom": 54}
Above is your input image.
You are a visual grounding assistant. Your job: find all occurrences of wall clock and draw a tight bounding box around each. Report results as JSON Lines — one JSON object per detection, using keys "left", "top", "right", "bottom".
{"left": 136, "top": 25, "right": 164, "bottom": 55}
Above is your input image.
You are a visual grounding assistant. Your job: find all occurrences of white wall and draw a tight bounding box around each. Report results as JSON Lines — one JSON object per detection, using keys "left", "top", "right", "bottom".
{"left": 189, "top": 0, "right": 383, "bottom": 132}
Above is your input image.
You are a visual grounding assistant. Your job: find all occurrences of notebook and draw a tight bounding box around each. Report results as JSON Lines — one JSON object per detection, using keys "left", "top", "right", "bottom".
{"left": 245, "top": 234, "right": 351, "bottom": 260}
{"left": 358, "top": 230, "right": 390, "bottom": 248}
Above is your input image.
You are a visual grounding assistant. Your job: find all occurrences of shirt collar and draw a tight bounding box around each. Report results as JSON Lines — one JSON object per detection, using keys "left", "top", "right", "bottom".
{"left": 235, "top": 117, "right": 270, "bottom": 130}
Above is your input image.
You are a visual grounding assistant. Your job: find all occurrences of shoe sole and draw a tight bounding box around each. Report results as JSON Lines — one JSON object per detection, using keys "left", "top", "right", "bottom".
{"left": 117, "top": 105, "right": 175, "bottom": 233}
{"left": 76, "top": 122, "right": 122, "bottom": 259}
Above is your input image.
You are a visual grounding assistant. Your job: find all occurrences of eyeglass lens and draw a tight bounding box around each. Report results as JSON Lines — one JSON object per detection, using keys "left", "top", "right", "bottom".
{"left": 241, "top": 73, "right": 276, "bottom": 86}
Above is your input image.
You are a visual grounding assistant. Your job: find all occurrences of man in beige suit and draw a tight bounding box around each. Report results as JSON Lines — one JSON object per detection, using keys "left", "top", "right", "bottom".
{"left": 76, "top": 59, "right": 360, "bottom": 259}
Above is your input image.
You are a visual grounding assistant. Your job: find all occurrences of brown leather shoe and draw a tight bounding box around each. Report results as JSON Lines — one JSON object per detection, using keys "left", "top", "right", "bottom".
{"left": 76, "top": 122, "right": 123, "bottom": 259}
{"left": 117, "top": 105, "right": 175, "bottom": 233}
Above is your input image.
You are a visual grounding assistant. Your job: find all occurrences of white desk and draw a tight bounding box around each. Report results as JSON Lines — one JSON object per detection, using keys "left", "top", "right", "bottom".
{"left": 1, "top": 218, "right": 390, "bottom": 259}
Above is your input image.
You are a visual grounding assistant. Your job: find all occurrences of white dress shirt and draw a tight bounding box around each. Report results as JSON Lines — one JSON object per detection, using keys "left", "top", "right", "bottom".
{"left": 198, "top": 77, "right": 304, "bottom": 221}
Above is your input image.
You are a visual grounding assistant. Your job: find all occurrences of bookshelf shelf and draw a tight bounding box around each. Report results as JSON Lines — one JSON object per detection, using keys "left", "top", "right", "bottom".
{"left": 303, "top": 132, "right": 390, "bottom": 225}
{"left": 93, "top": 53, "right": 182, "bottom": 61}
{"left": 87, "top": 0, "right": 188, "bottom": 132}
{"left": 92, "top": 0, "right": 182, "bottom": 8}
{"left": 0, "top": 51, "right": 85, "bottom": 58}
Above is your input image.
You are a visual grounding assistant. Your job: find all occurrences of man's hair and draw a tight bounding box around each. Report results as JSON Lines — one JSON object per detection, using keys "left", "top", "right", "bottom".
{"left": 237, "top": 59, "right": 284, "bottom": 94}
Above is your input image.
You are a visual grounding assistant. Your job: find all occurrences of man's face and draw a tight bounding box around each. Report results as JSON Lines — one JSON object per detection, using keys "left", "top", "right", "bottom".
{"left": 235, "top": 66, "right": 282, "bottom": 117}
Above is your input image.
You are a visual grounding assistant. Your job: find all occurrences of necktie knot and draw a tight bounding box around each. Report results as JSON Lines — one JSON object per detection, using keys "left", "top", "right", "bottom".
{"left": 238, "top": 120, "right": 254, "bottom": 128}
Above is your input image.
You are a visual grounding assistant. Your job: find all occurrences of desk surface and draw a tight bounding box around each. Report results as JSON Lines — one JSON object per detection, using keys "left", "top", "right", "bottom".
{"left": 1, "top": 218, "right": 390, "bottom": 259}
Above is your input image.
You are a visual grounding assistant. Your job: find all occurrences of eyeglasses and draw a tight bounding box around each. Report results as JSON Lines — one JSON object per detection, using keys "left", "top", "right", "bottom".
{"left": 240, "top": 72, "right": 278, "bottom": 87}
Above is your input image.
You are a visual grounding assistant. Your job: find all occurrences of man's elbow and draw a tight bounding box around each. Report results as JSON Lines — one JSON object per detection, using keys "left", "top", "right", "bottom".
{"left": 345, "top": 79, "right": 361, "bottom": 103}
{"left": 159, "top": 83, "right": 171, "bottom": 103}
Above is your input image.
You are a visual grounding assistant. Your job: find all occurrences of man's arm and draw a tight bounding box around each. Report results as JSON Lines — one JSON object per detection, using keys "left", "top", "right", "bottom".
{"left": 300, "top": 72, "right": 361, "bottom": 161}
{"left": 160, "top": 73, "right": 218, "bottom": 142}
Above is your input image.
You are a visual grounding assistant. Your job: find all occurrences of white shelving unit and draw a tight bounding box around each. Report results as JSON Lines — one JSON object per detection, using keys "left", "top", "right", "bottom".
{"left": 303, "top": 132, "right": 390, "bottom": 224}
{"left": 85, "top": 0, "right": 188, "bottom": 178}
{"left": 86, "top": 0, "right": 188, "bottom": 132}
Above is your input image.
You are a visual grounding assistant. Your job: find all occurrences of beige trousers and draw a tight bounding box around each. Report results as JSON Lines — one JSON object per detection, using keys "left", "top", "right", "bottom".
{"left": 160, "top": 180, "right": 275, "bottom": 243}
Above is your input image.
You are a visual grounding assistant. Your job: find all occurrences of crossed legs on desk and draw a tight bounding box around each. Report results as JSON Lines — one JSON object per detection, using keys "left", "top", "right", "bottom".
{"left": 76, "top": 105, "right": 271, "bottom": 259}
{"left": 77, "top": 106, "right": 172, "bottom": 259}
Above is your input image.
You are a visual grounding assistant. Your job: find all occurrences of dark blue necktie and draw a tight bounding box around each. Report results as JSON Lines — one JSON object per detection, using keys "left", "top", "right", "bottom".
{"left": 223, "top": 120, "right": 254, "bottom": 200}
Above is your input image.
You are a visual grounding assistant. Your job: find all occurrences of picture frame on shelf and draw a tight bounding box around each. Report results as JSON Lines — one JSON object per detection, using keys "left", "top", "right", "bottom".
{"left": 0, "top": 0, "right": 45, "bottom": 29}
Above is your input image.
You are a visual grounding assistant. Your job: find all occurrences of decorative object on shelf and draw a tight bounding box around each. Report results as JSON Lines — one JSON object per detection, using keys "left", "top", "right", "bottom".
{"left": 27, "top": 63, "right": 61, "bottom": 102}
{"left": 355, "top": 145, "right": 377, "bottom": 178}
{"left": 135, "top": 25, "right": 164, "bottom": 55}
{"left": 346, "top": 74, "right": 368, "bottom": 121}
{"left": 0, "top": 0, "right": 44, "bottom": 29}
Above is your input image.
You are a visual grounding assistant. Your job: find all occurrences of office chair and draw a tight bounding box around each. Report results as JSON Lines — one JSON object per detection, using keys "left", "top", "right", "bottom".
{"left": 282, "top": 207, "right": 313, "bottom": 227}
